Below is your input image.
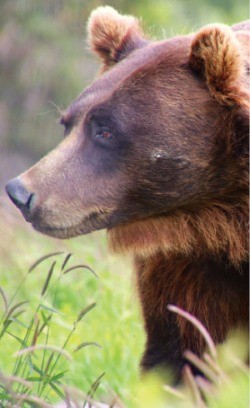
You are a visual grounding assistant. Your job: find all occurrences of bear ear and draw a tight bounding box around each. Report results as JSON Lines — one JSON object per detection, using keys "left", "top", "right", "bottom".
{"left": 189, "top": 24, "right": 248, "bottom": 107}
{"left": 87, "top": 6, "right": 146, "bottom": 71}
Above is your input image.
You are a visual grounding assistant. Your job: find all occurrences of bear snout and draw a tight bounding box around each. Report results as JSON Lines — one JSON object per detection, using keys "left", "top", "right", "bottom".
{"left": 5, "top": 178, "right": 35, "bottom": 220}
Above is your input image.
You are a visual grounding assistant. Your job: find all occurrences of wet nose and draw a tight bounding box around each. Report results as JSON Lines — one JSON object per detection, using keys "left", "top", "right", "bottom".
{"left": 5, "top": 178, "right": 34, "bottom": 211}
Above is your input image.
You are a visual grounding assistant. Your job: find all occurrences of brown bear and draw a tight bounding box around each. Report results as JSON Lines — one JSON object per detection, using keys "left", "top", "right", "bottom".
{"left": 5, "top": 7, "right": 249, "bottom": 381}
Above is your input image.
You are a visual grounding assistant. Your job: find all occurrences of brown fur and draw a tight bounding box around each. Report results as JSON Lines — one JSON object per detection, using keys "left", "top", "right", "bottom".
{"left": 5, "top": 7, "right": 249, "bottom": 380}
{"left": 108, "top": 196, "right": 248, "bottom": 267}
{"left": 135, "top": 252, "right": 248, "bottom": 357}
{"left": 109, "top": 194, "right": 249, "bottom": 360}
{"left": 88, "top": 6, "right": 145, "bottom": 70}
{"left": 189, "top": 24, "right": 249, "bottom": 107}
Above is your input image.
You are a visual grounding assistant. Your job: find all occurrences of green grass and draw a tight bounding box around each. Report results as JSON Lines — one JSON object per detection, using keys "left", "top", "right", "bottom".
{"left": 0, "top": 215, "right": 144, "bottom": 405}
{"left": 0, "top": 211, "right": 249, "bottom": 407}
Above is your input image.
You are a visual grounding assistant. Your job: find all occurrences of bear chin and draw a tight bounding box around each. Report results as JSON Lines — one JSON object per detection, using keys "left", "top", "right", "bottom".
{"left": 31, "top": 210, "right": 117, "bottom": 239}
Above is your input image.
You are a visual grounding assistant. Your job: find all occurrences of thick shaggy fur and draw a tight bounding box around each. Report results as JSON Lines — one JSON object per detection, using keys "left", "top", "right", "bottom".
{"left": 190, "top": 24, "right": 248, "bottom": 106}
{"left": 6, "top": 7, "right": 249, "bottom": 381}
{"left": 108, "top": 197, "right": 248, "bottom": 267}
{"left": 108, "top": 197, "right": 249, "bottom": 372}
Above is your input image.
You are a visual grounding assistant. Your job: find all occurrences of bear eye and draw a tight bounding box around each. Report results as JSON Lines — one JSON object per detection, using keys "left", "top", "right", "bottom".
{"left": 88, "top": 116, "right": 115, "bottom": 148}
{"left": 95, "top": 130, "right": 112, "bottom": 140}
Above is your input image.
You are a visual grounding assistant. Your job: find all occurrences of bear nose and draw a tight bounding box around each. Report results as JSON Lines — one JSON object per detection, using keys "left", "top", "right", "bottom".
{"left": 5, "top": 178, "right": 34, "bottom": 211}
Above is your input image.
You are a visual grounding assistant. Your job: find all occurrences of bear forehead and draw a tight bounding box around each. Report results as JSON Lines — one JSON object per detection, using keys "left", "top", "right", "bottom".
{"left": 63, "top": 34, "right": 192, "bottom": 122}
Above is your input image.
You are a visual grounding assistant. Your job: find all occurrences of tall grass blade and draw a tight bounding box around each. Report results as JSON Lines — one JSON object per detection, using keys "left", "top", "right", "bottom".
{"left": 63, "top": 264, "right": 99, "bottom": 280}
{"left": 6, "top": 316, "right": 28, "bottom": 330}
{"left": 83, "top": 372, "right": 105, "bottom": 408}
{"left": 167, "top": 304, "right": 217, "bottom": 359}
{"left": 39, "top": 304, "right": 63, "bottom": 315}
{"left": 5, "top": 331, "right": 29, "bottom": 348}
{"left": 5, "top": 301, "right": 29, "bottom": 322}
{"left": 44, "top": 353, "right": 54, "bottom": 377}
{"left": 14, "top": 345, "right": 72, "bottom": 361}
{"left": 0, "top": 287, "right": 8, "bottom": 311}
{"left": 183, "top": 365, "right": 205, "bottom": 408}
{"left": 74, "top": 342, "right": 101, "bottom": 353}
{"left": 50, "top": 370, "right": 68, "bottom": 382}
{"left": 0, "top": 301, "right": 29, "bottom": 339}
{"left": 76, "top": 303, "right": 96, "bottom": 324}
{"left": 184, "top": 351, "right": 218, "bottom": 383}
{"left": 27, "top": 362, "right": 44, "bottom": 376}
{"left": 0, "top": 373, "right": 32, "bottom": 389}
{"left": 31, "top": 315, "right": 40, "bottom": 347}
{"left": 41, "top": 261, "right": 56, "bottom": 296}
{"left": 203, "top": 353, "right": 224, "bottom": 377}
{"left": 61, "top": 253, "right": 73, "bottom": 271}
{"left": 49, "top": 382, "right": 65, "bottom": 399}
{"left": 29, "top": 252, "right": 64, "bottom": 273}
{"left": 12, "top": 316, "right": 35, "bottom": 378}
{"left": 41, "top": 310, "right": 52, "bottom": 326}
{"left": 13, "top": 393, "right": 52, "bottom": 407}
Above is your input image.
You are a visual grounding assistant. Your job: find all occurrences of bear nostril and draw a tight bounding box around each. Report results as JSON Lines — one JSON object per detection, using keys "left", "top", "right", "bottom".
{"left": 5, "top": 178, "right": 35, "bottom": 211}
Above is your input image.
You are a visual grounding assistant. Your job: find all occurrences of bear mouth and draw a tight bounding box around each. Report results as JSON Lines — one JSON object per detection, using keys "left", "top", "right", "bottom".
{"left": 31, "top": 209, "right": 113, "bottom": 239}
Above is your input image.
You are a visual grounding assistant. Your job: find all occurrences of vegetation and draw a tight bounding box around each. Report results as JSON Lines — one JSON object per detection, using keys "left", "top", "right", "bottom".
{"left": 0, "top": 0, "right": 249, "bottom": 406}
{"left": 0, "top": 216, "right": 144, "bottom": 406}
{"left": 0, "top": 227, "right": 248, "bottom": 406}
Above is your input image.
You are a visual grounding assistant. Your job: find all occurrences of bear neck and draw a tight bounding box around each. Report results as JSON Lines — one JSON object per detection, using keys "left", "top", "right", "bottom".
{"left": 108, "top": 194, "right": 248, "bottom": 268}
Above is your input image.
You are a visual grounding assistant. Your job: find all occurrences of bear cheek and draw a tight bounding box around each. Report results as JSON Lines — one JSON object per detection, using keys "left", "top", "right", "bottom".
{"left": 119, "top": 153, "right": 209, "bottom": 218}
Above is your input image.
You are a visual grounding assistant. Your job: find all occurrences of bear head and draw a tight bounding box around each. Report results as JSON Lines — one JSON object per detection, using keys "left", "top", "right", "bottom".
{"left": 5, "top": 7, "right": 249, "bottom": 261}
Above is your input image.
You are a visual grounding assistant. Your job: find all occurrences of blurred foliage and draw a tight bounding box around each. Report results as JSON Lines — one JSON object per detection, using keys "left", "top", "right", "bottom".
{"left": 0, "top": 213, "right": 248, "bottom": 406}
{"left": 0, "top": 0, "right": 248, "bottom": 161}
{"left": 0, "top": 210, "right": 144, "bottom": 405}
